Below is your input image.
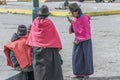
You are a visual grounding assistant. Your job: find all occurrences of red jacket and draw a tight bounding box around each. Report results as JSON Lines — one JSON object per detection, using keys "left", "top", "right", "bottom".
{"left": 4, "top": 36, "right": 32, "bottom": 69}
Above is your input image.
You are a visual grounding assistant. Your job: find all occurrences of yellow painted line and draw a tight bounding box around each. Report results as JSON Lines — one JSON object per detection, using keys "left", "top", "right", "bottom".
{"left": 85, "top": 10, "right": 120, "bottom": 16}
{"left": 39, "top": 0, "right": 45, "bottom": 2}
{"left": 0, "top": 8, "right": 120, "bottom": 17}
{"left": 50, "top": 11, "right": 71, "bottom": 17}
{"left": 0, "top": 9, "right": 32, "bottom": 14}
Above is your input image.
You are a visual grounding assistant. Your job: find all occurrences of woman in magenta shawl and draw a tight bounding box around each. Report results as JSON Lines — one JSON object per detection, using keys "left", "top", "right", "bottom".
{"left": 68, "top": 3, "right": 94, "bottom": 79}
{"left": 26, "top": 5, "right": 64, "bottom": 80}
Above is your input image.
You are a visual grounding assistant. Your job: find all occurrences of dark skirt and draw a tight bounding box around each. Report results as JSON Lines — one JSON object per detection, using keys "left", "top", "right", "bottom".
{"left": 72, "top": 39, "right": 94, "bottom": 75}
{"left": 32, "top": 47, "right": 64, "bottom": 80}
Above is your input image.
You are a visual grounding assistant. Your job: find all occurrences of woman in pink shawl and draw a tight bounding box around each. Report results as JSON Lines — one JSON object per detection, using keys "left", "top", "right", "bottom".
{"left": 68, "top": 3, "right": 94, "bottom": 79}
{"left": 26, "top": 5, "right": 64, "bottom": 80}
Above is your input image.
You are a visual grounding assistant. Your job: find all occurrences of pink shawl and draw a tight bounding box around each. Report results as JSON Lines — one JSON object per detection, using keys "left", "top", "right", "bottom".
{"left": 69, "top": 15, "right": 91, "bottom": 42}
{"left": 26, "top": 17, "right": 62, "bottom": 50}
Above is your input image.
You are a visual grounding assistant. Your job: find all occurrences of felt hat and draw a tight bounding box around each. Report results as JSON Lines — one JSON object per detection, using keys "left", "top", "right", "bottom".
{"left": 69, "top": 3, "right": 81, "bottom": 12}
{"left": 38, "top": 5, "right": 50, "bottom": 16}
{"left": 17, "top": 25, "right": 27, "bottom": 37}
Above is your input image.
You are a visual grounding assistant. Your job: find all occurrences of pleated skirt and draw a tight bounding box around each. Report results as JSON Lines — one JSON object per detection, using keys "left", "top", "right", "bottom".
{"left": 32, "top": 47, "right": 64, "bottom": 80}
{"left": 72, "top": 39, "right": 94, "bottom": 75}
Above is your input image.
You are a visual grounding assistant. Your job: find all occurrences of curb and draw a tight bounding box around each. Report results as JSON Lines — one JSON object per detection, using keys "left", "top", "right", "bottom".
{"left": 0, "top": 8, "right": 120, "bottom": 16}
{"left": 0, "top": 9, "right": 32, "bottom": 15}
{"left": 85, "top": 10, "right": 120, "bottom": 16}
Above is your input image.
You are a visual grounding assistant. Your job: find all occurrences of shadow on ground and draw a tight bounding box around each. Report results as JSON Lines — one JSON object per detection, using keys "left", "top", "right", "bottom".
{"left": 64, "top": 76, "right": 120, "bottom": 80}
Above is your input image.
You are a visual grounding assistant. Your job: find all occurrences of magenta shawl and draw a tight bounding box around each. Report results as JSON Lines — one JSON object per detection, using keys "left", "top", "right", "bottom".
{"left": 26, "top": 17, "right": 62, "bottom": 50}
{"left": 69, "top": 15, "right": 91, "bottom": 42}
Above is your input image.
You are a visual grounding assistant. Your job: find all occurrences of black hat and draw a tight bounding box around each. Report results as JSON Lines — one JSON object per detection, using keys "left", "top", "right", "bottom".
{"left": 38, "top": 5, "right": 50, "bottom": 16}
{"left": 17, "top": 25, "right": 27, "bottom": 37}
{"left": 69, "top": 3, "right": 81, "bottom": 12}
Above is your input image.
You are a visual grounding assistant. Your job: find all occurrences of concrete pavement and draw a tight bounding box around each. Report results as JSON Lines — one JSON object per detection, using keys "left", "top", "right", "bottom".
{"left": 0, "top": 1, "right": 120, "bottom": 80}
{"left": 0, "top": 1, "right": 120, "bottom": 16}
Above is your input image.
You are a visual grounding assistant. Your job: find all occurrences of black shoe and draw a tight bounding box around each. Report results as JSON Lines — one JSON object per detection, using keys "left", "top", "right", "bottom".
{"left": 72, "top": 76, "right": 84, "bottom": 80}
{"left": 83, "top": 76, "right": 89, "bottom": 80}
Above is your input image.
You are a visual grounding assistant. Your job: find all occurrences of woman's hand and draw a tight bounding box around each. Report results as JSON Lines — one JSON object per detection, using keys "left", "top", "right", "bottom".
{"left": 73, "top": 40, "right": 79, "bottom": 45}
{"left": 67, "top": 16, "right": 72, "bottom": 23}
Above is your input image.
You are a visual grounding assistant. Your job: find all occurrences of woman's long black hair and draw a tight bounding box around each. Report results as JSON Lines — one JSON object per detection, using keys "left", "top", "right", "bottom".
{"left": 38, "top": 15, "right": 49, "bottom": 19}
{"left": 77, "top": 8, "right": 83, "bottom": 15}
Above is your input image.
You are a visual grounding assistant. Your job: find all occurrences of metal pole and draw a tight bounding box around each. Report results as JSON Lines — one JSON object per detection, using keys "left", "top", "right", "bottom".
{"left": 32, "top": 0, "right": 39, "bottom": 21}
{"left": 64, "top": 0, "right": 69, "bottom": 7}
